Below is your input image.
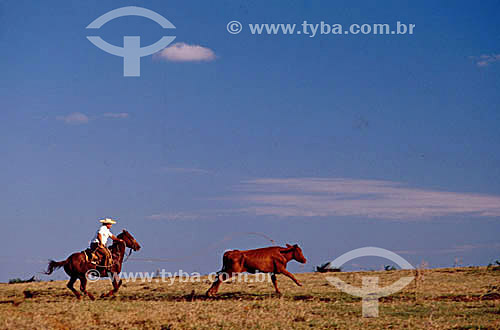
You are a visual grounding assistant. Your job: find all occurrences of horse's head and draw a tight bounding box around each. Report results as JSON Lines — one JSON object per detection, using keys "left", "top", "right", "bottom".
{"left": 117, "top": 229, "right": 141, "bottom": 251}
{"left": 286, "top": 244, "right": 307, "bottom": 264}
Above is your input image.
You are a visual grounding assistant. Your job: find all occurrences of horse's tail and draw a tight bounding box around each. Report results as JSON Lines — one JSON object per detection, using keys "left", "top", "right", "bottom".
{"left": 45, "top": 259, "right": 69, "bottom": 275}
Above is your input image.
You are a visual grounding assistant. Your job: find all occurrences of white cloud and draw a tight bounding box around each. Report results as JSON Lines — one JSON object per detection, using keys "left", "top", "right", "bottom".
{"left": 470, "top": 54, "right": 500, "bottom": 67}
{"left": 56, "top": 112, "right": 89, "bottom": 124}
{"left": 103, "top": 112, "right": 129, "bottom": 119}
{"left": 230, "top": 178, "right": 500, "bottom": 220}
{"left": 155, "top": 43, "right": 216, "bottom": 62}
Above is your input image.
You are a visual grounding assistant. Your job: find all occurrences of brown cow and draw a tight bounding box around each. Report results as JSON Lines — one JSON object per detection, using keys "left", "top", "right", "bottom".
{"left": 206, "top": 244, "right": 306, "bottom": 296}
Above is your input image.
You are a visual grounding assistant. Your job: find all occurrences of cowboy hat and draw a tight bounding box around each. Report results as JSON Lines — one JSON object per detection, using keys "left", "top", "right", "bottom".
{"left": 99, "top": 218, "right": 116, "bottom": 224}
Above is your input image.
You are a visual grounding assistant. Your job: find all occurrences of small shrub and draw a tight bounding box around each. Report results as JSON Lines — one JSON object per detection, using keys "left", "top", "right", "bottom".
{"left": 487, "top": 260, "right": 500, "bottom": 268}
{"left": 8, "top": 276, "right": 39, "bottom": 284}
{"left": 315, "top": 262, "right": 341, "bottom": 273}
{"left": 8, "top": 278, "right": 23, "bottom": 284}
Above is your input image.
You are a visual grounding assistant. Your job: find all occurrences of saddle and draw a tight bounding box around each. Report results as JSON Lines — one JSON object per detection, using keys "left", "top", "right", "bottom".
{"left": 84, "top": 249, "right": 100, "bottom": 264}
{"left": 84, "top": 248, "right": 113, "bottom": 269}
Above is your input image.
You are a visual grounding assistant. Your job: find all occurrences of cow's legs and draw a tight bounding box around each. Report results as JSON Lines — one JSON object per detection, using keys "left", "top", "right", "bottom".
{"left": 279, "top": 268, "right": 302, "bottom": 286}
{"left": 271, "top": 274, "right": 281, "bottom": 295}
{"left": 206, "top": 275, "right": 221, "bottom": 296}
{"left": 206, "top": 272, "right": 235, "bottom": 296}
{"left": 67, "top": 276, "right": 81, "bottom": 299}
{"left": 79, "top": 276, "right": 95, "bottom": 300}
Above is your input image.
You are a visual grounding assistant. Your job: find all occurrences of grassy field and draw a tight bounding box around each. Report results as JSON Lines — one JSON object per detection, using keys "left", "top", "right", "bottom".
{"left": 0, "top": 267, "right": 499, "bottom": 329}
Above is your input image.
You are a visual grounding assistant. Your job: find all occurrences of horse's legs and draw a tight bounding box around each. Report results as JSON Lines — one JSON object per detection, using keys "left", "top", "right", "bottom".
{"left": 79, "top": 276, "right": 95, "bottom": 300}
{"left": 101, "top": 273, "right": 122, "bottom": 298}
{"left": 67, "top": 276, "right": 81, "bottom": 300}
{"left": 271, "top": 274, "right": 281, "bottom": 295}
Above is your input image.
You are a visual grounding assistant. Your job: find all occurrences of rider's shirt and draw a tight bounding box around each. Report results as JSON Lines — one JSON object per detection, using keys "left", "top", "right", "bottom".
{"left": 91, "top": 225, "right": 113, "bottom": 245}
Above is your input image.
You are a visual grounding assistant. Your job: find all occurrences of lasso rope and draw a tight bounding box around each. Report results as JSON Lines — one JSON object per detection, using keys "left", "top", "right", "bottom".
{"left": 128, "top": 231, "right": 276, "bottom": 263}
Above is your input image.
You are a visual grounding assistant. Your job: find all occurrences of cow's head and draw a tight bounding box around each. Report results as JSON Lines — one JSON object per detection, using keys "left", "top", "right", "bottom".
{"left": 287, "top": 244, "right": 307, "bottom": 264}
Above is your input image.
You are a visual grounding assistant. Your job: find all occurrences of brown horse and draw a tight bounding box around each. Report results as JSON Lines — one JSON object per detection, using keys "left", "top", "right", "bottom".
{"left": 45, "top": 230, "right": 141, "bottom": 300}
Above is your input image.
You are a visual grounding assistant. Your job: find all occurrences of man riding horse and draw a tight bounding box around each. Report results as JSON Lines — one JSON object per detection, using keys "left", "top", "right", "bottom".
{"left": 46, "top": 222, "right": 141, "bottom": 300}
{"left": 89, "top": 218, "right": 124, "bottom": 268}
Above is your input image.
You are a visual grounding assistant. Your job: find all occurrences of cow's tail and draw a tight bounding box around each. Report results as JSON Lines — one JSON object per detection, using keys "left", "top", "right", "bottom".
{"left": 45, "top": 259, "right": 69, "bottom": 275}
{"left": 221, "top": 253, "right": 231, "bottom": 272}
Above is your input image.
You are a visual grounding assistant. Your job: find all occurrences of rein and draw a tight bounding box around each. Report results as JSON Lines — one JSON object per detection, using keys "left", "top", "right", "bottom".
{"left": 123, "top": 248, "right": 133, "bottom": 263}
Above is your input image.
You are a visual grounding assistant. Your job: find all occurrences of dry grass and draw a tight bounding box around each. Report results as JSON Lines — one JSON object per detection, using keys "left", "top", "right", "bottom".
{"left": 0, "top": 267, "right": 499, "bottom": 329}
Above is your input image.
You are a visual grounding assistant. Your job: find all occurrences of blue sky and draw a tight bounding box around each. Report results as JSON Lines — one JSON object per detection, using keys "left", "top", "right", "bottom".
{"left": 0, "top": 0, "right": 499, "bottom": 282}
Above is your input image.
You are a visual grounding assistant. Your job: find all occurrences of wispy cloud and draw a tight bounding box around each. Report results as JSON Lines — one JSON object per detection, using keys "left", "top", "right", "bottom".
{"left": 146, "top": 208, "right": 238, "bottom": 221}
{"left": 469, "top": 54, "right": 500, "bottom": 67}
{"left": 56, "top": 112, "right": 130, "bottom": 124}
{"left": 161, "top": 167, "right": 211, "bottom": 175}
{"left": 103, "top": 112, "right": 129, "bottom": 119}
{"left": 396, "top": 242, "right": 500, "bottom": 256}
{"left": 56, "top": 112, "right": 89, "bottom": 125}
{"left": 146, "top": 212, "right": 202, "bottom": 221}
{"left": 229, "top": 178, "right": 500, "bottom": 220}
{"left": 155, "top": 43, "right": 216, "bottom": 62}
